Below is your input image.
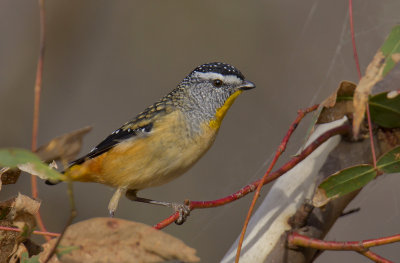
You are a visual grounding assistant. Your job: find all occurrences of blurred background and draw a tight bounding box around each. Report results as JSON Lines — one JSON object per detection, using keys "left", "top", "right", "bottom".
{"left": 1, "top": 1, "right": 400, "bottom": 262}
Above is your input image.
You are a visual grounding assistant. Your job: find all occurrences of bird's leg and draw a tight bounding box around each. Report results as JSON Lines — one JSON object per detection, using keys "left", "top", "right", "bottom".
{"left": 108, "top": 187, "right": 126, "bottom": 217}
{"left": 125, "top": 189, "right": 190, "bottom": 224}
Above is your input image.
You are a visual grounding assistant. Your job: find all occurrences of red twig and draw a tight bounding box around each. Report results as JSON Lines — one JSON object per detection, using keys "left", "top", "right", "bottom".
{"left": 154, "top": 124, "right": 351, "bottom": 229}
{"left": 349, "top": 0, "right": 361, "bottom": 79}
{"left": 289, "top": 232, "right": 399, "bottom": 263}
{"left": 349, "top": 0, "right": 377, "bottom": 168}
{"left": 32, "top": 0, "right": 46, "bottom": 196}
{"left": 31, "top": 0, "right": 50, "bottom": 241}
{"left": 0, "top": 226, "right": 60, "bottom": 238}
{"left": 235, "top": 104, "right": 319, "bottom": 262}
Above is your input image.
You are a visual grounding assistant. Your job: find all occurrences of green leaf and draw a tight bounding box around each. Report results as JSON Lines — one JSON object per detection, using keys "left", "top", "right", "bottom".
{"left": 369, "top": 92, "right": 400, "bottom": 128}
{"left": 20, "top": 252, "right": 40, "bottom": 263}
{"left": 377, "top": 146, "right": 400, "bottom": 174}
{"left": 381, "top": 25, "right": 400, "bottom": 77}
{"left": 313, "top": 165, "right": 377, "bottom": 207}
{"left": 0, "top": 148, "right": 62, "bottom": 180}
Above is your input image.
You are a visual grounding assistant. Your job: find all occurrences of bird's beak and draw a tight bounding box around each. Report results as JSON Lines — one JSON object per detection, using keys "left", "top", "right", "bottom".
{"left": 239, "top": 80, "right": 256, "bottom": 90}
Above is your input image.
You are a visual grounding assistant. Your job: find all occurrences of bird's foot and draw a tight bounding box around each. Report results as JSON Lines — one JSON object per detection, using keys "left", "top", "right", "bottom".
{"left": 171, "top": 201, "right": 191, "bottom": 225}
{"left": 108, "top": 187, "right": 126, "bottom": 217}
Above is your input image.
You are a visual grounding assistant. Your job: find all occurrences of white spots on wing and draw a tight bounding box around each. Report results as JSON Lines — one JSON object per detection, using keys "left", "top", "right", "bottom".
{"left": 89, "top": 147, "right": 97, "bottom": 153}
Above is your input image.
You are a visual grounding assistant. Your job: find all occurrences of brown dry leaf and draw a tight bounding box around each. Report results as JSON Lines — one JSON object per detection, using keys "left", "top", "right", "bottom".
{"left": 11, "top": 194, "right": 39, "bottom": 235}
{"left": 318, "top": 81, "right": 356, "bottom": 124}
{"left": 0, "top": 168, "right": 21, "bottom": 189}
{"left": 36, "top": 126, "right": 92, "bottom": 163}
{"left": 1, "top": 194, "right": 40, "bottom": 222}
{"left": 8, "top": 243, "right": 28, "bottom": 263}
{"left": 0, "top": 194, "right": 39, "bottom": 263}
{"left": 39, "top": 217, "right": 199, "bottom": 263}
{"left": 353, "top": 51, "right": 386, "bottom": 137}
{"left": 0, "top": 220, "right": 19, "bottom": 263}
{"left": 11, "top": 193, "right": 41, "bottom": 218}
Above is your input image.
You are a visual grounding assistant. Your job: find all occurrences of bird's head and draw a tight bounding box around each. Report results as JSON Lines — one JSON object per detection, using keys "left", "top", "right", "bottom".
{"left": 178, "top": 62, "right": 255, "bottom": 130}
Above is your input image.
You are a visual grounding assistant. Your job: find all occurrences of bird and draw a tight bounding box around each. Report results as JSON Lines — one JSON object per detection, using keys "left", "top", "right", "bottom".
{"left": 47, "top": 62, "right": 255, "bottom": 222}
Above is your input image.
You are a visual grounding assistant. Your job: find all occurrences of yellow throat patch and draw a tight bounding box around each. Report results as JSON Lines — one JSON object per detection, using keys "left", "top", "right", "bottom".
{"left": 209, "top": 90, "right": 243, "bottom": 130}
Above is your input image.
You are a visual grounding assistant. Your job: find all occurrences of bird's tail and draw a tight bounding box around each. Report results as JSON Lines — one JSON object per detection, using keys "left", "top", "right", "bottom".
{"left": 45, "top": 169, "right": 66, "bottom": 185}
{"left": 45, "top": 164, "right": 92, "bottom": 185}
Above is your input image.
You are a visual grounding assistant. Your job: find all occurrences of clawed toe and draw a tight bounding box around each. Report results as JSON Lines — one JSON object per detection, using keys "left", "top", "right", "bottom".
{"left": 172, "top": 203, "right": 191, "bottom": 225}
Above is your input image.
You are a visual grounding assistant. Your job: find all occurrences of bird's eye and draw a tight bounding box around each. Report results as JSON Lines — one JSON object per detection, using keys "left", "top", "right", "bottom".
{"left": 212, "top": 79, "right": 223, "bottom": 87}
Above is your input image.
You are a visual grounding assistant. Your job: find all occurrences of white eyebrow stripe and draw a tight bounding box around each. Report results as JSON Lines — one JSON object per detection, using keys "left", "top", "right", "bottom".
{"left": 193, "top": 72, "right": 242, "bottom": 84}
{"left": 222, "top": 75, "right": 243, "bottom": 84}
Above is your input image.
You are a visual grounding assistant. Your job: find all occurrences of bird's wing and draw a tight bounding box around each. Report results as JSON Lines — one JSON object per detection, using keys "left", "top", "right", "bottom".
{"left": 68, "top": 101, "right": 172, "bottom": 166}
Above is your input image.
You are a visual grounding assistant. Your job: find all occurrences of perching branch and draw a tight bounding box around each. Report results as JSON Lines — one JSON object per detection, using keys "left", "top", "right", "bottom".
{"left": 154, "top": 123, "right": 351, "bottom": 229}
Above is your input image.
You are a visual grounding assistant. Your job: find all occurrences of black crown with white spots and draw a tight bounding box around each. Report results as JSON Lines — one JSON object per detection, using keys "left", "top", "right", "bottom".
{"left": 192, "top": 62, "right": 245, "bottom": 80}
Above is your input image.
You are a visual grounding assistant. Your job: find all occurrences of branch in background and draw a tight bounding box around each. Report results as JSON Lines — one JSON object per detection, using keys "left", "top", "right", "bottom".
{"left": 288, "top": 232, "right": 399, "bottom": 263}
{"left": 31, "top": 0, "right": 49, "bottom": 240}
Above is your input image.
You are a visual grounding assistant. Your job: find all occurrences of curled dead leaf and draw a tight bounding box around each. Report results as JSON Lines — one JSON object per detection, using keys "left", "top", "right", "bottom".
{"left": 13, "top": 193, "right": 40, "bottom": 216}
{"left": 320, "top": 81, "right": 357, "bottom": 109}
{"left": 8, "top": 243, "right": 28, "bottom": 263}
{"left": 0, "top": 194, "right": 40, "bottom": 262}
{"left": 318, "top": 81, "right": 356, "bottom": 124}
{"left": 36, "top": 126, "right": 92, "bottom": 164}
{"left": 0, "top": 167, "right": 21, "bottom": 189}
{"left": 353, "top": 52, "right": 386, "bottom": 137}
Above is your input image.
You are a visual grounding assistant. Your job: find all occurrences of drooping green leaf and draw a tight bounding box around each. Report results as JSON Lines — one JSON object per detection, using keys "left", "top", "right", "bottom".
{"left": 0, "top": 148, "right": 61, "bottom": 180}
{"left": 369, "top": 92, "right": 400, "bottom": 128}
{"left": 377, "top": 146, "right": 400, "bottom": 174}
{"left": 313, "top": 165, "right": 376, "bottom": 207}
{"left": 381, "top": 25, "right": 400, "bottom": 77}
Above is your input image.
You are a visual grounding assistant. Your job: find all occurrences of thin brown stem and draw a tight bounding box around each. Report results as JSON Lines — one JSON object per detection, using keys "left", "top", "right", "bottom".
{"left": 235, "top": 105, "right": 318, "bottom": 263}
{"left": 31, "top": 0, "right": 49, "bottom": 241}
{"left": 0, "top": 226, "right": 60, "bottom": 238}
{"left": 289, "top": 232, "right": 397, "bottom": 263}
